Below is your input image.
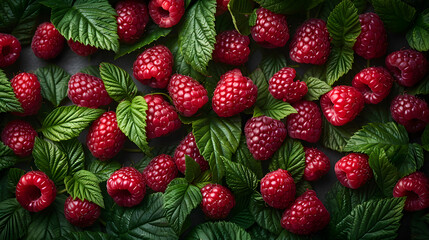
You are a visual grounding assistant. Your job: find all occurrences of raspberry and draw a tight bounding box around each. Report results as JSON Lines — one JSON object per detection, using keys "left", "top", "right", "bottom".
{"left": 215, "top": 0, "right": 230, "bottom": 15}
{"left": 244, "top": 116, "right": 287, "bottom": 161}
{"left": 320, "top": 86, "right": 364, "bottom": 126}
{"left": 385, "top": 49, "right": 428, "bottom": 87}
{"left": 86, "top": 111, "right": 126, "bottom": 160}
{"left": 143, "top": 154, "right": 178, "bottom": 192}
{"left": 200, "top": 184, "right": 235, "bottom": 219}
{"left": 352, "top": 67, "right": 393, "bottom": 104}
{"left": 107, "top": 167, "right": 146, "bottom": 207}
{"left": 148, "top": 0, "right": 185, "bottom": 28}
{"left": 116, "top": 0, "right": 149, "bottom": 44}
{"left": 64, "top": 196, "right": 101, "bottom": 227}
{"left": 1, "top": 120, "right": 37, "bottom": 157}
{"left": 212, "top": 69, "right": 257, "bottom": 117}
{"left": 144, "top": 94, "right": 181, "bottom": 139}
{"left": 281, "top": 190, "right": 330, "bottom": 235}
{"left": 133, "top": 45, "right": 173, "bottom": 88}
{"left": 393, "top": 172, "right": 429, "bottom": 211}
{"left": 10, "top": 72, "right": 42, "bottom": 116}
{"left": 67, "top": 39, "right": 98, "bottom": 56}
{"left": 303, "top": 147, "right": 330, "bottom": 181}
{"left": 31, "top": 22, "right": 64, "bottom": 59}
{"left": 353, "top": 12, "right": 387, "bottom": 59}
{"left": 269, "top": 67, "right": 307, "bottom": 103}
{"left": 260, "top": 169, "right": 296, "bottom": 209}
{"left": 212, "top": 30, "right": 250, "bottom": 66}
{"left": 251, "top": 8, "right": 289, "bottom": 48}
{"left": 15, "top": 171, "right": 56, "bottom": 212}
{"left": 390, "top": 94, "right": 429, "bottom": 133}
{"left": 167, "top": 74, "right": 208, "bottom": 117}
{"left": 289, "top": 19, "right": 330, "bottom": 65}
{"left": 335, "top": 153, "right": 372, "bottom": 189}
{"left": 67, "top": 73, "right": 112, "bottom": 108}
{"left": 0, "top": 33, "right": 21, "bottom": 67}
{"left": 173, "top": 132, "right": 209, "bottom": 174}
{"left": 287, "top": 100, "right": 322, "bottom": 143}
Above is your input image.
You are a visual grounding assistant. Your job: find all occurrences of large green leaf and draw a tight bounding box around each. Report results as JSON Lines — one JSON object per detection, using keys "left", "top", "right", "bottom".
{"left": 223, "top": 157, "right": 258, "bottom": 195}
{"left": 372, "top": 0, "right": 416, "bottom": 33}
{"left": 368, "top": 148, "right": 399, "bottom": 197}
{"left": 0, "top": 142, "right": 17, "bottom": 171}
{"left": 0, "top": 198, "right": 31, "bottom": 240}
{"left": 407, "top": 9, "right": 429, "bottom": 51}
{"left": 33, "top": 137, "right": 69, "bottom": 184}
{"left": 88, "top": 160, "right": 121, "bottom": 182}
{"left": 166, "top": 39, "right": 205, "bottom": 82}
{"left": 56, "top": 138, "right": 85, "bottom": 176}
{"left": 249, "top": 193, "right": 283, "bottom": 235}
{"left": 227, "top": 0, "right": 254, "bottom": 35}
{"left": 64, "top": 170, "right": 104, "bottom": 208}
{"left": 0, "top": 69, "right": 23, "bottom": 113}
{"left": 186, "top": 221, "right": 251, "bottom": 240}
{"left": 35, "top": 65, "right": 70, "bottom": 107}
{"left": 253, "top": 0, "right": 323, "bottom": 14}
{"left": 232, "top": 136, "right": 263, "bottom": 178}
{"left": 62, "top": 231, "right": 115, "bottom": 240}
{"left": 99, "top": 63, "right": 137, "bottom": 102}
{"left": 269, "top": 138, "right": 305, "bottom": 182}
{"left": 327, "top": 0, "right": 361, "bottom": 48}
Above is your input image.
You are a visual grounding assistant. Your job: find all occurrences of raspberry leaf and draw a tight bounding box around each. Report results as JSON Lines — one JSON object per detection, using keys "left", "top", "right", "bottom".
{"left": 372, "top": 0, "right": 416, "bottom": 33}
{"left": 64, "top": 170, "right": 104, "bottom": 208}
{"left": 223, "top": 156, "right": 258, "bottom": 195}
{"left": 406, "top": 9, "right": 429, "bottom": 51}
{"left": 422, "top": 125, "right": 429, "bottom": 151}
{"left": 167, "top": 40, "right": 205, "bottom": 82}
{"left": 35, "top": 65, "right": 70, "bottom": 107}
{"left": 295, "top": 180, "right": 313, "bottom": 197}
{"left": 88, "top": 160, "right": 121, "bottom": 182}
{"left": 227, "top": 196, "right": 254, "bottom": 229}
{"left": 253, "top": 0, "right": 323, "bottom": 14}
{"left": 185, "top": 155, "right": 201, "bottom": 183}
{"left": 227, "top": 0, "right": 254, "bottom": 36}
{"left": 303, "top": 77, "right": 332, "bottom": 101}
{"left": 410, "top": 212, "right": 429, "bottom": 240}
{"left": 320, "top": 0, "right": 367, "bottom": 20}
{"left": 0, "top": 142, "right": 17, "bottom": 171}
{"left": 33, "top": 137, "right": 69, "bottom": 184}
{"left": 99, "top": 63, "right": 137, "bottom": 102}
{"left": 248, "top": 225, "right": 277, "bottom": 240}
{"left": 56, "top": 138, "right": 85, "bottom": 176}
{"left": 79, "top": 65, "right": 101, "bottom": 78}
{"left": 187, "top": 221, "right": 251, "bottom": 240}
{"left": 321, "top": 117, "right": 358, "bottom": 152}
{"left": 0, "top": 198, "right": 31, "bottom": 239}
{"left": 326, "top": 46, "right": 355, "bottom": 86}
{"left": 368, "top": 148, "right": 399, "bottom": 197}
{"left": 359, "top": 103, "right": 393, "bottom": 124}
{"left": 269, "top": 138, "right": 305, "bottom": 182}
{"left": 7, "top": 168, "right": 25, "bottom": 194}
{"left": 62, "top": 231, "right": 115, "bottom": 240}
{"left": 327, "top": 0, "right": 361, "bottom": 48}
{"left": 260, "top": 51, "right": 287, "bottom": 80}
{"left": 232, "top": 136, "right": 263, "bottom": 179}
{"left": 408, "top": 74, "right": 429, "bottom": 95}
{"left": 0, "top": 69, "right": 23, "bottom": 113}
{"left": 249, "top": 193, "right": 283, "bottom": 235}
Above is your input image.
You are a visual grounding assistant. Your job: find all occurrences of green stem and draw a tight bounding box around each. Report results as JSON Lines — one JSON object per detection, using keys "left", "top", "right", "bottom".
{"left": 57, "top": 189, "right": 67, "bottom": 195}
{"left": 367, "top": 59, "right": 370, "bottom": 68}
{"left": 123, "top": 148, "right": 142, "bottom": 153}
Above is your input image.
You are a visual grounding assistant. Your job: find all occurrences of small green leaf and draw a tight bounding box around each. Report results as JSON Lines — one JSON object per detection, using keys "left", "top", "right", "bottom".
{"left": 249, "top": 193, "right": 283, "bottom": 235}
{"left": 321, "top": 117, "right": 356, "bottom": 152}
{"left": 0, "top": 69, "right": 23, "bottom": 113}
{"left": 269, "top": 138, "right": 305, "bottom": 182}
{"left": 223, "top": 157, "right": 258, "bottom": 195}
{"left": 88, "top": 160, "right": 121, "bottom": 182}
{"left": 186, "top": 221, "right": 251, "bottom": 240}
{"left": 56, "top": 138, "right": 85, "bottom": 176}
{"left": 62, "top": 231, "right": 115, "bottom": 240}
{"left": 99, "top": 62, "right": 137, "bottom": 102}
{"left": 35, "top": 65, "right": 70, "bottom": 107}
{"left": 228, "top": 0, "right": 254, "bottom": 35}
{"left": 33, "top": 137, "right": 69, "bottom": 184}
{"left": 326, "top": 46, "right": 355, "bottom": 86}
{"left": 0, "top": 198, "right": 31, "bottom": 240}
{"left": 406, "top": 9, "right": 429, "bottom": 51}
{"left": 7, "top": 168, "right": 25, "bottom": 193}
{"left": 303, "top": 77, "right": 332, "bottom": 101}
{"left": 64, "top": 170, "right": 104, "bottom": 208}
{"left": 260, "top": 51, "right": 287, "bottom": 80}
{"left": 372, "top": 0, "right": 416, "bottom": 33}
{"left": 0, "top": 142, "right": 17, "bottom": 171}
{"left": 185, "top": 155, "right": 201, "bottom": 183}
{"left": 249, "top": 9, "right": 257, "bottom": 26}
{"left": 253, "top": 0, "right": 323, "bottom": 14}
{"left": 232, "top": 136, "right": 263, "bottom": 178}
{"left": 327, "top": 0, "right": 361, "bottom": 48}
{"left": 368, "top": 148, "right": 399, "bottom": 197}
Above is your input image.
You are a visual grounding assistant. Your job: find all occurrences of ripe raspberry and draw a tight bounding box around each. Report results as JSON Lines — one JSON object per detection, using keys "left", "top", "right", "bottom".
{"left": 1, "top": 120, "right": 37, "bottom": 157}
{"left": 320, "top": 86, "right": 364, "bottom": 126}
{"left": 67, "top": 73, "right": 112, "bottom": 108}
{"left": 0, "top": 33, "right": 21, "bottom": 67}
{"left": 385, "top": 49, "right": 428, "bottom": 87}
{"left": 86, "top": 111, "right": 126, "bottom": 160}
{"left": 212, "top": 69, "right": 257, "bottom": 117}
{"left": 212, "top": 30, "right": 250, "bottom": 66}
{"left": 167, "top": 74, "right": 208, "bottom": 117}
{"left": 352, "top": 67, "right": 393, "bottom": 104}
{"left": 260, "top": 169, "right": 296, "bottom": 209}
{"left": 31, "top": 22, "right": 64, "bottom": 59}
{"left": 133, "top": 45, "right": 173, "bottom": 88}
{"left": 303, "top": 147, "right": 330, "bottom": 181}
{"left": 64, "top": 196, "right": 101, "bottom": 227}
{"left": 144, "top": 94, "right": 181, "bottom": 139}
{"left": 148, "top": 0, "right": 185, "bottom": 28}
{"left": 107, "top": 167, "right": 146, "bottom": 207}
{"left": 289, "top": 19, "right": 330, "bottom": 65}
{"left": 393, "top": 172, "right": 429, "bottom": 211}
{"left": 390, "top": 94, "right": 429, "bottom": 133}
{"left": 116, "top": 0, "right": 149, "bottom": 44}
{"left": 287, "top": 100, "right": 322, "bottom": 143}
{"left": 281, "top": 190, "right": 330, "bottom": 235}
{"left": 67, "top": 39, "right": 98, "bottom": 56}
{"left": 15, "top": 171, "right": 56, "bottom": 212}
{"left": 335, "top": 153, "right": 372, "bottom": 189}
{"left": 215, "top": 0, "right": 230, "bottom": 15}
{"left": 353, "top": 12, "right": 387, "bottom": 59}
{"left": 10, "top": 72, "right": 42, "bottom": 116}
{"left": 251, "top": 8, "right": 289, "bottom": 48}
{"left": 200, "top": 184, "right": 235, "bottom": 219}
{"left": 269, "top": 67, "right": 307, "bottom": 103}
{"left": 173, "top": 132, "right": 209, "bottom": 174}
{"left": 143, "top": 154, "right": 178, "bottom": 192}
{"left": 244, "top": 116, "right": 287, "bottom": 161}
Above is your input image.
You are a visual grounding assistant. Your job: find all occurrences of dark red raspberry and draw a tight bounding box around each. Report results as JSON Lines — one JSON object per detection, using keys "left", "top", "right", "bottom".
{"left": 260, "top": 169, "right": 296, "bottom": 209}
{"left": 67, "top": 39, "right": 98, "bottom": 56}
{"left": 269, "top": 67, "right": 307, "bottom": 103}
{"left": 385, "top": 49, "right": 428, "bottom": 87}
{"left": 1, "top": 120, "right": 37, "bottom": 157}
{"left": 143, "top": 154, "right": 178, "bottom": 192}
{"left": 116, "top": 0, "right": 150, "bottom": 44}
{"left": 173, "top": 132, "right": 209, "bottom": 174}
{"left": 31, "top": 22, "right": 64, "bottom": 59}
{"left": 303, "top": 147, "right": 330, "bottom": 181}
{"left": 393, "top": 172, "right": 429, "bottom": 211}
{"left": 390, "top": 94, "right": 429, "bottom": 133}
{"left": 320, "top": 86, "right": 364, "bottom": 126}
{"left": 107, "top": 167, "right": 146, "bottom": 207}
{"left": 287, "top": 100, "right": 321, "bottom": 143}
{"left": 67, "top": 73, "right": 112, "bottom": 108}
{"left": 10, "top": 72, "right": 42, "bottom": 116}
{"left": 289, "top": 19, "right": 330, "bottom": 65}
{"left": 212, "top": 30, "right": 250, "bottom": 66}
{"left": 15, "top": 171, "right": 56, "bottom": 212}
{"left": 144, "top": 94, "right": 181, "bottom": 139}
{"left": 251, "top": 7, "right": 289, "bottom": 48}
{"left": 200, "top": 184, "right": 235, "bottom": 219}
{"left": 148, "top": 0, "right": 185, "bottom": 28}
{"left": 64, "top": 196, "right": 101, "bottom": 227}
{"left": 244, "top": 116, "right": 287, "bottom": 161}
{"left": 335, "top": 153, "right": 372, "bottom": 189}
{"left": 86, "top": 111, "right": 126, "bottom": 160}
{"left": 353, "top": 12, "right": 387, "bottom": 59}
{"left": 212, "top": 69, "right": 257, "bottom": 117}
{"left": 281, "top": 190, "right": 330, "bottom": 235}
{"left": 0, "top": 33, "right": 21, "bottom": 67}
{"left": 215, "top": 0, "right": 230, "bottom": 15}
{"left": 352, "top": 67, "right": 393, "bottom": 104}
{"left": 133, "top": 45, "right": 173, "bottom": 88}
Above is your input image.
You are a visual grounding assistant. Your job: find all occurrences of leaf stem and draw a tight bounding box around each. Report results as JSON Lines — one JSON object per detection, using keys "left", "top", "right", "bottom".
{"left": 123, "top": 148, "right": 142, "bottom": 153}
{"left": 57, "top": 189, "right": 67, "bottom": 195}
{"left": 367, "top": 59, "right": 370, "bottom": 68}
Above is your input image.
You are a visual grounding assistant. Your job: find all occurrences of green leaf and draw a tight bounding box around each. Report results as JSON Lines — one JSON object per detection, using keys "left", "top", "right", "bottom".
{"left": 408, "top": 75, "right": 429, "bottom": 95}
{"left": 303, "top": 65, "right": 326, "bottom": 82}
{"left": 249, "top": 193, "right": 283, "bottom": 235}
{"left": 232, "top": 136, "right": 263, "bottom": 179}
{"left": 185, "top": 155, "right": 201, "bottom": 183}
{"left": 253, "top": 0, "right": 323, "bottom": 14}
{"left": 422, "top": 125, "right": 429, "bottom": 151}
{"left": 368, "top": 148, "right": 399, "bottom": 197}
{"left": 35, "top": 65, "right": 70, "bottom": 107}
{"left": 56, "top": 138, "right": 85, "bottom": 176}
{"left": 407, "top": 10, "right": 429, "bottom": 51}
{"left": 64, "top": 170, "right": 104, "bottom": 208}
{"left": 223, "top": 157, "right": 258, "bottom": 195}
{"left": 62, "top": 231, "right": 115, "bottom": 240}
{"left": 327, "top": 0, "right": 361, "bottom": 48}
{"left": 227, "top": 0, "right": 254, "bottom": 35}
{"left": 326, "top": 46, "right": 355, "bottom": 86}
{"left": 249, "top": 9, "right": 257, "bottom": 27}
{"left": 33, "top": 137, "right": 69, "bottom": 184}
{"left": 321, "top": 117, "right": 356, "bottom": 152}
{"left": 0, "top": 69, "right": 23, "bottom": 113}
{"left": 295, "top": 180, "right": 313, "bottom": 197}
{"left": 0, "top": 198, "right": 30, "bottom": 240}
{"left": 7, "top": 168, "right": 25, "bottom": 193}
{"left": 227, "top": 197, "right": 254, "bottom": 229}
{"left": 248, "top": 225, "right": 277, "bottom": 240}
{"left": 99, "top": 62, "right": 137, "bottom": 102}
{"left": 88, "top": 160, "right": 121, "bottom": 182}
{"left": 411, "top": 212, "right": 429, "bottom": 240}
{"left": 80, "top": 65, "right": 101, "bottom": 78}
{"left": 303, "top": 77, "right": 332, "bottom": 101}
{"left": 359, "top": 103, "right": 393, "bottom": 124}
{"left": 186, "top": 221, "right": 251, "bottom": 240}
{"left": 0, "top": 142, "right": 17, "bottom": 171}
{"left": 397, "top": 143, "right": 424, "bottom": 177}
{"left": 166, "top": 39, "right": 205, "bottom": 82}
{"left": 260, "top": 51, "right": 287, "bottom": 80}
{"left": 372, "top": 0, "right": 416, "bottom": 33}
{"left": 269, "top": 138, "right": 305, "bottom": 182}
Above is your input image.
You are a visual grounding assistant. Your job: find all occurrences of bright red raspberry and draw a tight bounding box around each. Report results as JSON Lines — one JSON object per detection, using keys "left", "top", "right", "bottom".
{"left": 320, "top": 86, "right": 364, "bottom": 126}
{"left": 173, "top": 132, "right": 209, "bottom": 174}
{"left": 67, "top": 73, "right": 112, "bottom": 108}
{"left": 390, "top": 94, "right": 429, "bottom": 133}
{"left": 31, "top": 22, "right": 64, "bottom": 59}
{"left": 251, "top": 8, "right": 289, "bottom": 48}
{"left": 143, "top": 154, "right": 178, "bottom": 192}
{"left": 67, "top": 39, "right": 98, "bottom": 56}
{"left": 148, "top": 0, "right": 185, "bottom": 28}
{"left": 212, "top": 69, "right": 257, "bottom": 117}
{"left": 269, "top": 67, "right": 307, "bottom": 103}
{"left": 116, "top": 0, "right": 150, "bottom": 44}
{"left": 353, "top": 12, "right": 387, "bottom": 59}
{"left": 385, "top": 49, "right": 428, "bottom": 87}
{"left": 144, "top": 94, "right": 181, "bottom": 139}
{"left": 303, "top": 147, "right": 330, "bottom": 181}
{"left": 215, "top": 0, "right": 230, "bottom": 15}
{"left": 15, "top": 171, "right": 56, "bottom": 212}
{"left": 10, "top": 72, "right": 42, "bottom": 116}
{"left": 0, "top": 33, "right": 21, "bottom": 67}
{"left": 335, "top": 153, "right": 372, "bottom": 189}
{"left": 1, "top": 120, "right": 37, "bottom": 157}
{"left": 393, "top": 172, "right": 429, "bottom": 211}
{"left": 352, "top": 67, "right": 393, "bottom": 104}
{"left": 287, "top": 100, "right": 322, "bottom": 143}
{"left": 260, "top": 169, "right": 296, "bottom": 209}
{"left": 64, "top": 196, "right": 101, "bottom": 227}
{"left": 200, "top": 184, "right": 235, "bottom": 219}
{"left": 107, "top": 167, "right": 146, "bottom": 207}
{"left": 213, "top": 30, "right": 250, "bottom": 66}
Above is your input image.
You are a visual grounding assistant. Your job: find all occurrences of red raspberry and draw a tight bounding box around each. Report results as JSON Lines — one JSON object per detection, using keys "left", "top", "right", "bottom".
{"left": 64, "top": 196, "right": 101, "bottom": 227}
{"left": 107, "top": 167, "right": 146, "bottom": 207}
{"left": 67, "top": 73, "right": 112, "bottom": 108}
{"left": 244, "top": 116, "right": 287, "bottom": 161}
{"left": 215, "top": 0, "right": 230, "bottom": 15}
{"left": 67, "top": 39, "right": 98, "bottom": 56}
{"left": 148, "top": 0, "right": 185, "bottom": 28}
{"left": 287, "top": 100, "right": 322, "bottom": 143}
{"left": 0, "top": 33, "right": 21, "bottom": 67}
{"left": 385, "top": 49, "right": 428, "bottom": 87}
{"left": 281, "top": 190, "right": 330, "bottom": 235}
{"left": 1, "top": 120, "right": 37, "bottom": 157}
{"left": 251, "top": 8, "right": 289, "bottom": 48}
{"left": 212, "top": 69, "right": 257, "bottom": 117}
{"left": 10, "top": 72, "right": 42, "bottom": 116}
{"left": 143, "top": 154, "right": 178, "bottom": 192}
{"left": 116, "top": 0, "right": 149, "bottom": 44}
{"left": 303, "top": 147, "right": 330, "bottom": 181}
{"left": 352, "top": 67, "right": 393, "bottom": 104}
{"left": 31, "top": 22, "right": 64, "bottom": 59}
{"left": 173, "top": 132, "right": 209, "bottom": 174}
{"left": 212, "top": 30, "right": 250, "bottom": 66}
{"left": 320, "top": 86, "right": 364, "bottom": 126}
{"left": 269, "top": 67, "right": 307, "bottom": 103}
{"left": 335, "top": 153, "right": 372, "bottom": 189}
{"left": 393, "top": 172, "right": 429, "bottom": 211}
{"left": 353, "top": 12, "right": 387, "bottom": 59}
{"left": 144, "top": 94, "right": 181, "bottom": 139}
{"left": 86, "top": 111, "right": 126, "bottom": 160}
{"left": 390, "top": 94, "right": 429, "bottom": 133}
{"left": 200, "top": 184, "right": 235, "bottom": 219}
{"left": 167, "top": 74, "right": 208, "bottom": 117}
{"left": 133, "top": 45, "right": 173, "bottom": 88}
{"left": 289, "top": 19, "right": 330, "bottom": 65}
{"left": 15, "top": 171, "right": 56, "bottom": 212}
{"left": 260, "top": 169, "right": 296, "bottom": 209}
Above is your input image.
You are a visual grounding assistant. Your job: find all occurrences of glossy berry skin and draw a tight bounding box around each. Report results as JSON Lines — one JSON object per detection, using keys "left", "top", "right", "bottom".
{"left": 260, "top": 169, "right": 296, "bottom": 209}
{"left": 215, "top": 0, "right": 230, "bottom": 15}
{"left": 200, "top": 184, "right": 235, "bottom": 219}
{"left": 68, "top": 73, "right": 112, "bottom": 108}
{"left": 107, "top": 167, "right": 146, "bottom": 207}
{"left": 16, "top": 171, "right": 56, "bottom": 212}
{"left": 393, "top": 172, "right": 429, "bottom": 211}
{"left": 352, "top": 67, "right": 393, "bottom": 104}
{"left": 269, "top": 67, "right": 307, "bottom": 103}
{"left": 213, "top": 30, "right": 250, "bottom": 66}
{"left": 390, "top": 94, "right": 429, "bottom": 133}
{"left": 67, "top": 39, "right": 98, "bottom": 56}
{"left": 304, "top": 147, "right": 330, "bottom": 181}
{"left": 173, "top": 132, "right": 209, "bottom": 174}
{"left": 0, "top": 33, "right": 21, "bottom": 67}
{"left": 251, "top": 8, "right": 289, "bottom": 48}
{"left": 31, "top": 22, "right": 64, "bottom": 59}
{"left": 385, "top": 49, "right": 428, "bottom": 87}
{"left": 335, "top": 153, "right": 372, "bottom": 189}
{"left": 143, "top": 154, "right": 178, "bottom": 192}
{"left": 212, "top": 69, "right": 257, "bottom": 117}
{"left": 244, "top": 116, "right": 287, "bottom": 161}
{"left": 64, "top": 196, "right": 101, "bottom": 228}
{"left": 11, "top": 72, "right": 42, "bottom": 116}
{"left": 353, "top": 12, "right": 387, "bottom": 59}
{"left": 1, "top": 120, "right": 37, "bottom": 157}
{"left": 149, "top": 0, "right": 185, "bottom": 28}
{"left": 287, "top": 101, "right": 322, "bottom": 143}
{"left": 116, "top": 0, "right": 149, "bottom": 44}
{"left": 144, "top": 94, "right": 181, "bottom": 139}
